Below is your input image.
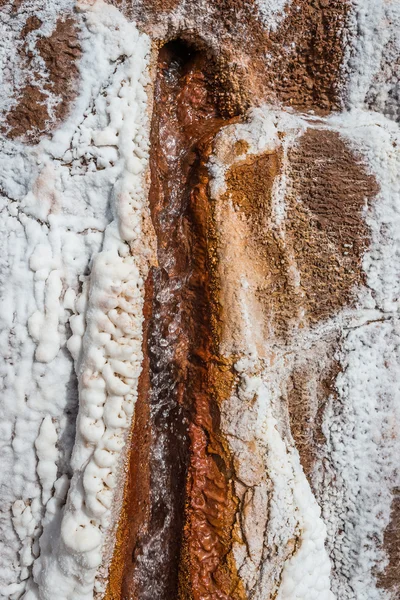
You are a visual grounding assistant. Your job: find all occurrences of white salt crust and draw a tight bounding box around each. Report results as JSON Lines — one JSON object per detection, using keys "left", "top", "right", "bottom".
{"left": 314, "top": 110, "right": 400, "bottom": 600}
{"left": 343, "top": 0, "right": 400, "bottom": 122}
{"left": 255, "top": 0, "right": 290, "bottom": 32}
{"left": 318, "top": 1, "right": 400, "bottom": 595}
{"left": 0, "top": 1, "right": 153, "bottom": 599}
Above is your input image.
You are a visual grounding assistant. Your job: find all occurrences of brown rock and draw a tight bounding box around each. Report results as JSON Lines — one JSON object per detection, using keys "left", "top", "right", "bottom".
{"left": 109, "top": 0, "right": 350, "bottom": 112}
{"left": 286, "top": 128, "right": 379, "bottom": 324}
{"left": 378, "top": 489, "right": 400, "bottom": 597}
{"left": 6, "top": 15, "right": 81, "bottom": 142}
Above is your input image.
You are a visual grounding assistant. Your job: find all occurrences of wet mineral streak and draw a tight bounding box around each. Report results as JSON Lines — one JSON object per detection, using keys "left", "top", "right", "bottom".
{"left": 106, "top": 40, "right": 244, "bottom": 600}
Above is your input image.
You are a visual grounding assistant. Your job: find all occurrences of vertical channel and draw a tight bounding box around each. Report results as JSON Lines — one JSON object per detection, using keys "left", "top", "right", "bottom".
{"left": 106, "top": 40, "right": 245, "bottom": 600}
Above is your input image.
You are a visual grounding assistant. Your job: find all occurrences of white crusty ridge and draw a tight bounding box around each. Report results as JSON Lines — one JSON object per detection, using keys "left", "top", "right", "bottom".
{"left": 29, "top": 2, "right": 154, "bottom": 599}
{"left": 0, "top": 1, "right": 154, "bottom": 598}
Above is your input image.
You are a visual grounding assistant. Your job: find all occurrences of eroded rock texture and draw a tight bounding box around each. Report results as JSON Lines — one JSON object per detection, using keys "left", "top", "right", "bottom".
{"left": 111, "top": 0, "right": 349, "bottom": 112}
{"left": 1, "top": 1, "right": 400, "bottom": 600}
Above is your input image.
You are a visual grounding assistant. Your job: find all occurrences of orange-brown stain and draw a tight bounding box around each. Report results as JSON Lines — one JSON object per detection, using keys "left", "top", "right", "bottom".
{"left": 106, "top": 39, "right": 246, "bottom": 600}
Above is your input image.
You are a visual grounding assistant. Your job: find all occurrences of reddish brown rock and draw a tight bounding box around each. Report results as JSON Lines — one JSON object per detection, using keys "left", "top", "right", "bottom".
{"left": 106, "top": 40, "right": 245, "bottom": 600}
{"left": 286, "top": 349, "right": 341, "bottom": 477}
{"left": 6, "top": 16, "right": 81, "bottom": 142}
{"left": 378, "top": 489, "right": 400, "bottom": 597}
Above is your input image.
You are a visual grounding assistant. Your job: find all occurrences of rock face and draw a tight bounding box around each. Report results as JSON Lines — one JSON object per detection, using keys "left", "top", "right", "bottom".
{"left": 0, "top": 2, "right": 399, "bottom": 600}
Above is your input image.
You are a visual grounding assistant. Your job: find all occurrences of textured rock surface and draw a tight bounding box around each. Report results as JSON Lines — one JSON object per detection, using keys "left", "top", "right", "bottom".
{"left": 0, "top": 1, "right": 399, "bottom": 600}
{"left": 5, "top": 15, "right": 81, "bottom": 141}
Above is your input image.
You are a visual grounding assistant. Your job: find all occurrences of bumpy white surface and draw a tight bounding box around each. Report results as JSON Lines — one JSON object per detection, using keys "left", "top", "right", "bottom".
{"left": 255, "top": 0, "right": 291, "bottom": 31}
{"left": 344, "top": 0, "right": 400, "bottom": 122}
{"left": 0, "top": 1, "right": 152, "bottom": 599}
{"left": 314, "top": 111, "right": 400, "bottom": 600}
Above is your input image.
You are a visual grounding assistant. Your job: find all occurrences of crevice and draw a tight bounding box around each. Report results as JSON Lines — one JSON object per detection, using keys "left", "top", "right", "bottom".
{"left": 105, "top": 39, "right": 245, "bottom": 600}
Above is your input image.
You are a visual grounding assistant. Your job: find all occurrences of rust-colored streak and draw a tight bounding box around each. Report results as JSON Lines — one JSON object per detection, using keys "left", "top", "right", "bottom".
{"left": 107, "top": 40, "right": 245, "bottom": 600}
{"left": 177, "top": 143, "right": 245, "bottom": 600}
